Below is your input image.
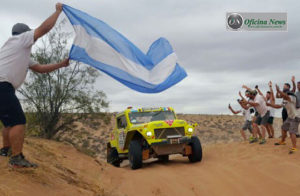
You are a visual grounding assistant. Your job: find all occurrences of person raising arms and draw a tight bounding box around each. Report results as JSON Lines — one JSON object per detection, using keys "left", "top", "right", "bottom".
{"left": 228, "top": 99, "right": 254, "bottom": 141}
{"left": 0, "top": 3, "right": 69, "bottom": 168}
{"left": 267, "top": 84, "right": 300, "bottom": 154}
{"left": 242, "top": 85, "right": 269, "bottom": 144}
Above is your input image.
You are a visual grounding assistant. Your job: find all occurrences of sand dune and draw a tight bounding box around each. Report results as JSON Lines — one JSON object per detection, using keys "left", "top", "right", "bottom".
{"left": 1, "top": 137, "right": 300, "bottom": 196}
{"left": 0, "top": 138, "right": 113, "bottom": 196}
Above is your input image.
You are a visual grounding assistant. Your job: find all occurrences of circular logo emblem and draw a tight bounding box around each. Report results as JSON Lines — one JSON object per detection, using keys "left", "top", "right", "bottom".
{"left": 227, "top": 13, "right": 243, "bottom": 30}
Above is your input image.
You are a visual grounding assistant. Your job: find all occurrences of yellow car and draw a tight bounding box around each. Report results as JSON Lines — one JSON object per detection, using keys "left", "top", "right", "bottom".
{"left": 106, "top": 107, "right": 202, "bottom": 169}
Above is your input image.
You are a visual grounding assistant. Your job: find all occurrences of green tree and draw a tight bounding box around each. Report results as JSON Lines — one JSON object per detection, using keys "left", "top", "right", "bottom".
{"left": 19, "top": 21, "right": 109, "bottom": 139}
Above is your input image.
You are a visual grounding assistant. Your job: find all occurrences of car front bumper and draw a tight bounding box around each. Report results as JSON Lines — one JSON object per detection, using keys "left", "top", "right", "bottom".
{"left": 150, "top": 136, "right": 192, "bottom": 156}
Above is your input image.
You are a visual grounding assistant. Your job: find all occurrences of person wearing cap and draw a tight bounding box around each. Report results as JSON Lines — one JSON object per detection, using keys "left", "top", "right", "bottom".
{"left": 239, "top": 89, "right": 262, "bottom": 143}
{"left": 268, "top": 84, "right": 300, "bottom": 154}
{"left": 242, "top": 85, "right": 270, "bottom": 145}
{"left": 276, "top": 77, "right": 296, "bottom": 123}
{"left": 255, "top": 82, "right": 275, "bottom": 138}
{"left": 0, "top": 3, "right": 69, "bottom": 168}
{"left": 291, "top": 76, "right": 300, "bottom": 137}
{"left": 291, "top": 76, "right": 300, "bottom": 108}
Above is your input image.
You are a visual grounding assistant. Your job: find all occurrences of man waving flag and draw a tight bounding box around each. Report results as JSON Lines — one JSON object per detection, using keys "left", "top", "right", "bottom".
{"left": 62, "top": 5, "right": 187, "bottom": 93}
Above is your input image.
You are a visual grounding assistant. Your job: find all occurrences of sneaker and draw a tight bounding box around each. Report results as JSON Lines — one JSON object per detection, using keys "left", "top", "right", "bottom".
{"left": 0, "top": 147, "right": 10, "bottom": 157}
{"left": 259, "top": 139, "right": 266, "bottom": 145}
{"left": 9, "top": 153, "right": 38, "bottom": 168}
{"left": 249, "top": 137, "right": 258, "bottom": 144}
{"left": 289, "top": 148, "right": 297, "bottom": 154}
{"left": 274, "top": 141, "right": 286, "bottom": 145}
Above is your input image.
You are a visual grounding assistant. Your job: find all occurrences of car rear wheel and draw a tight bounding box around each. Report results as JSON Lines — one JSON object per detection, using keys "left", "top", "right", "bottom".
{"left": 107, "top": 147, "right": 121, "bottom": 167}
{"left": 188, "top": 136, "right": 202, "bottom": 163}
{"left": 129, "top": 140, "right": 143, "bottom": 169}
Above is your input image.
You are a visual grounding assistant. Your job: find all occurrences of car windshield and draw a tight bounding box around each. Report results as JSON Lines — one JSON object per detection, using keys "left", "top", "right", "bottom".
{"left": 129, "top": 111, "right": 175, "bottom": 124}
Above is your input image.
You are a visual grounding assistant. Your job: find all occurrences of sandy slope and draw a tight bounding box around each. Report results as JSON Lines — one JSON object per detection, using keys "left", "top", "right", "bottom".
{"left": 1, "top": 137, "right": 300, "bottom": 196}
{"left": 0, "top": 138, "right": 116, "bottom": 196}
{"left": 103, "top": 138, "right": 300, "bottom": 196}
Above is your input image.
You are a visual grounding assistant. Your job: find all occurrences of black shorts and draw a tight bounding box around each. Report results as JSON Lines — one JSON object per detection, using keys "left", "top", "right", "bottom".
{"left": 268, "top": 116, "right": 274, "bottom": 124}
{"left": 282, "top": 108, "right": 288, "bottom": 122}
{"left": 0, "top": 82, "right": 26, "bottom": 127}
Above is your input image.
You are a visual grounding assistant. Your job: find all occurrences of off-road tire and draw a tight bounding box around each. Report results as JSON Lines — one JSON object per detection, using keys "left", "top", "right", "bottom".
{"left": 129, "top": 140, "right": 143, "bottom": 169}
{"left": 107, "top": 147, "right": 120, "bottom": 167}
{"left": 158, "top": 155, "right": 169, "bottom": 162}
{"left": 188, "top": 136, "right": 202, "bottom": 163}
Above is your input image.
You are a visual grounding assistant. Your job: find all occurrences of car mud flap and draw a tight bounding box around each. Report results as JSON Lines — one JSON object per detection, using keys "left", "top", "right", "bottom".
{"left": 142, "top": 149, "right": 150, "bottom": 160}
{"left": 183, "top": 144, "right": 192, "bottom": 156}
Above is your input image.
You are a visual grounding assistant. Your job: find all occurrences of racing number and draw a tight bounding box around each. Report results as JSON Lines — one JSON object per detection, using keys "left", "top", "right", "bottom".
{"left": 117, "top": 115, "right": 127, "bottom": 150}
{"left": 119, "top": 130, "right": 125, "bottom": 150}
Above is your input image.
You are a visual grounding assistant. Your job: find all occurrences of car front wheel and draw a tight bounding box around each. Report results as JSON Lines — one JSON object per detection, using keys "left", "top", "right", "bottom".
{"left": 129, "top": 140, "right": 143, "bottom": 169}
{"left": 188, "top": 136, "right": 202, "bottom": 163}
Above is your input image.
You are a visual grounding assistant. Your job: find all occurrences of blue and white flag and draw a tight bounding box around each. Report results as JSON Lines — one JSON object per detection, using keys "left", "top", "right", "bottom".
{"left": 63, "top": 5, "right": 187, "bottom": 93}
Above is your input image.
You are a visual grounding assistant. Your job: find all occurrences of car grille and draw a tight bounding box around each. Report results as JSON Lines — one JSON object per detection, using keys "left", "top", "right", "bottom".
{"left": 154, "top": 127, "right": 185, "bottom": 139}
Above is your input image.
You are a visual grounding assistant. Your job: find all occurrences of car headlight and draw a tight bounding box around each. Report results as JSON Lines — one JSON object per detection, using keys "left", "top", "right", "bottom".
{"left": 188, "top": 127, "right": 193, "bottom": 133}
{"left": 146, "top": 131, "right": 152, "bottom": 137}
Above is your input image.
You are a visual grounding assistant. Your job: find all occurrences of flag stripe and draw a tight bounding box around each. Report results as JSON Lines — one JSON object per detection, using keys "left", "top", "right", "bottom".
{"left": 69, "top": 45, "right": 187, "bottom": 93}
{"left": 72, "top": 25, "right": 177, "bottom": 84}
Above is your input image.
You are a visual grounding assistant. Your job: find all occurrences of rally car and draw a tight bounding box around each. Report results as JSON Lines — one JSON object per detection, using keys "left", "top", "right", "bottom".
{"left": 106, "top": 107, "right": 202, "bottom": 169}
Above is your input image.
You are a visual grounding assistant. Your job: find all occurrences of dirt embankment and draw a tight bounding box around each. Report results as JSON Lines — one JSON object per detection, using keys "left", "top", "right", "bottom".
{"left": 0, "top": 138, "right": 116, "bottom": 196}
{"left": 1, "top": 136, "right": 300, "bottom": 196}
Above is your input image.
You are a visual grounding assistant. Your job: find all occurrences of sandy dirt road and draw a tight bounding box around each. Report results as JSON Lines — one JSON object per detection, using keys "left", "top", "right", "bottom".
{"left": 1, "top": 137, "right": 300, "bottom": 196}
{"left": 103, "top": 139, "right": 300, "bottom": 196}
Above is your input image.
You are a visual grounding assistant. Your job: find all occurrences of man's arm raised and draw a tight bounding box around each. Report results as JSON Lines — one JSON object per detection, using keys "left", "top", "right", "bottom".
{"left": 239, "top": 91, "right": 246, "bottom": 101}
{"left": 30, "top": 59, "right": 69, "bottom": 73}
{"left": 242, "top": 85, "right": 253, "bottom": 91}
{"left": 256, "top": 87, "right": 267, "bottom": 102}
{"left": 269, "top": 81, "right": 275, "bottom": 104}
{"left": 292, "top": 76, "right": 296, "bottom": 93}
{"left": 34, "top": 3, "right": 63, "bottom": 42}
{"left": 276, "top": 84, "right": 291, "bottom": 102}
{"left": 228, "top": 104, "right": 241, "bottom": 115}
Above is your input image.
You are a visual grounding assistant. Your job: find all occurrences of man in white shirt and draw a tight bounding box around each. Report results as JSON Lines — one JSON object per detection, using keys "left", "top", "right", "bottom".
{"left": 256, "top": 82, "right": 276, "bottom": 138}
{"left": 268, "top": 84, "right": 300, "bottom": 154}
{"left": 243, "top": 85, "right": 270, "bottom": 145}
{"left": 0, "top": 3, "right": 69, "bottom": 168}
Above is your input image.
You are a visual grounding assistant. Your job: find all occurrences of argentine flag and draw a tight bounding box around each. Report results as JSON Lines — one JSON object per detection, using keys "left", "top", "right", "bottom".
{"left": 63, "top": 5, "right": 187, "bottom": 93}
